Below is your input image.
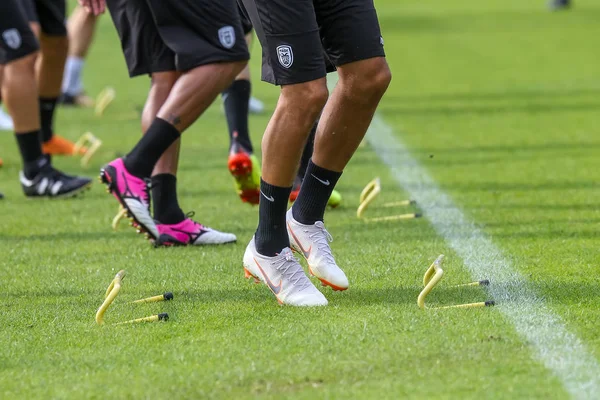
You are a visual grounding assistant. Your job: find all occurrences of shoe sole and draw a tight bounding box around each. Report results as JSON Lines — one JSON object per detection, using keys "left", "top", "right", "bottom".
{"left": 243, "top": 267, "right": 285, "bottom": 305}
{"left": 228, "top": 153, "right": 259, "bottom": 205}
{"left": 54, "top": 182, "right": 93, "bottom": 199}
{"left": 244, "top": 267, "right": 262, "bottom": 284}
{"left": 289, "top": 246, "right": 349, "bottom": 292}
{"left": 154, "top": 234, "right": 185, "bottom": 247}
{"left": 155, "top": 233, "right": 237, "bottom": 247}
{"left": 99, "top": 166, "right": 157, "bottom": 242}
{"left": 307, "top": 265, "right": 348, "bottom": 291}
{"left": 25, "top": 181, "right": 92, "bottom": 199}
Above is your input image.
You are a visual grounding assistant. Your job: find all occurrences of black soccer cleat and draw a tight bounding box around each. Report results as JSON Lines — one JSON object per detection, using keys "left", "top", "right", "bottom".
{"left": 20, "top": 165, "right": 92, "bottom": 198}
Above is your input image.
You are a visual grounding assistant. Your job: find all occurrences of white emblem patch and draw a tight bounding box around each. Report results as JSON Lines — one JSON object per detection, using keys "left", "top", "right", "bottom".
{"left": 276, "top": 45, "right": 293, "bottom": 69}
{"left": 380, "top": 36, "right": 384, "bottom": 46}
{"left": 218, "top": 26, "right": 236, "bottom": 49}
{"left": 2, "top": 29, "right": 21, "bottom": 50}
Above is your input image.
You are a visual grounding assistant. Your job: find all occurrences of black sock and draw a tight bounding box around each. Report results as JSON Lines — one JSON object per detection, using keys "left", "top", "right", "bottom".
{"left": 223, "top": 79, "right": 252, "bottom": 152}
{"left": 255, "top": 179, "right": 292, "bottom": 256}
{"left": 151, "top": 174, "right": 186, "bottom": 224}
{"left": 297, "top": 120, "right": 317, "bottom": 181}
{"left": 39, "top": 97, "right": 58, "bottom": 143}
{"left": 124, "top": 118, "right": 180, "bottom": 178}
{"left": 292, "top": 160, "right": 342, "bottom": 225}
{"left": 15, "top": 130, "right": 46, "bottom": 178}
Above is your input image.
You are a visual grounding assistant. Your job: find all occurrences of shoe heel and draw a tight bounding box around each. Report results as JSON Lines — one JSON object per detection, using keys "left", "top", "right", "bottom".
{"left": 244, "top": 268, "right": 261, "bottom": 284}
{"left": 228, "top": 154, "right": 252, "bottom": 178}
{"left": 99, "top": 168, "right": 113, "bottom": 193}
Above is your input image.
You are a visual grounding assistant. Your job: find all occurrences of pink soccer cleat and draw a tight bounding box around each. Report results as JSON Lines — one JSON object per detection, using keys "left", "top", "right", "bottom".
{"left": 154, "top": 213, "right": 236, "bottom": 247}
{"left": 99, "top": 158, "right": 158, "bottom": 240}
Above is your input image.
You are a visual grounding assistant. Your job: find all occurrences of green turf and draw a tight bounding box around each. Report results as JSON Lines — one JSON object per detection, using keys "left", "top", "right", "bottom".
{"left": 1, "top": 1, "right": 599, "bottom": 398}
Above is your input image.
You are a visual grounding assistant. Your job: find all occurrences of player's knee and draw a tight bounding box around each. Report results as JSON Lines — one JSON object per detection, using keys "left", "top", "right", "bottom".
{"left": 282, "top": 80, "right": 329, "bottom": 116}
{"left": 370, "top": 60, "right": 392, "bottom": 96}
{"left": 342, "top": 58, "right": 391, "bottom": 102}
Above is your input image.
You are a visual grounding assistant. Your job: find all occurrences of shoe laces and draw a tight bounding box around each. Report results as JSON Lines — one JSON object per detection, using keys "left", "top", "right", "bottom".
{"left": 271, "top": 251, "right": 310, "bottom": 291}
{"left": 185, "top": 211, "right": 210, "bottom": 231}
{"left": 307, "top": 222, "right": 336, "bottom": 264}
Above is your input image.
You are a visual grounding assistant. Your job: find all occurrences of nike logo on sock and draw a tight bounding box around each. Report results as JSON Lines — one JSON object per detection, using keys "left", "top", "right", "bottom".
{"left": 311, "top": 174, "right": 330, "bottom": 186}
{"left": 260, "top": 190, "right": 275, "bottom": 202}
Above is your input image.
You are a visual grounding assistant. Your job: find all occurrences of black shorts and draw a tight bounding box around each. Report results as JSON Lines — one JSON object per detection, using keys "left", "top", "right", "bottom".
{"left": 0, "top": 0, "right": 39, "bottom": 65}
{"left": 21, "top": 0, "right": 67, "bottom": 36}
{"left": 239, "top": 0, "right": 386, "bottom": 86}
{"left": 106, "top": 0, "right": 250, "bottom": 78}
{"left": 238, "top": 3, "right": 253, "bottom": 35}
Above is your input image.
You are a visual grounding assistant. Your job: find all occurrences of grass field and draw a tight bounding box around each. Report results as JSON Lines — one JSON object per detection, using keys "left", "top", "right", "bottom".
{"left": 1, "top": 0, "right": 599, "bottom": 399}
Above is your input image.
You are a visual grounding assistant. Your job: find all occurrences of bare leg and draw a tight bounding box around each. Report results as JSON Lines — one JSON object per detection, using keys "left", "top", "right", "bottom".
{"left": 37, "top": 35, "right": 68, "bottom": 99}
{"left": 251, "top": 78, "right": 328, "bottom": 256}
{"left": 35, "top": 34, "right": 70, "bottom": 154}
{"left": 121, "top": 60, "right": 246, "bottom": 179}
{"left": 62, "top": 7, "right": 98, "bottom": 102}
{"left": 2, "top": 54, "right": 40, "bottom": 132}
{"left": 156, "top": 61, "right": 246, "bottom": 132}
{"left": 67, "top": 7, "right": 97, "bottom": 58}
{"left": 140, "top": 71, "right": 183, "bottom": 224}
{"left": 261, "top": 79, "right": 328, "bottom": 186}
{"left": 108, "top": 62, "right": 246, "bottom": 232}
{"left": 290, "top": 57, "right": 390, "bottom": 227}
{"left": 141, "top": 71, "right": 181, "bottom": 176}
{"left": 312, "top": 58, "right": 391, "bottom": 171}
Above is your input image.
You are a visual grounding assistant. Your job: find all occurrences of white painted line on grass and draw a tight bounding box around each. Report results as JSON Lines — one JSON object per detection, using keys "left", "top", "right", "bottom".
{"left": 366, "top": 114, "right": 600, "bottom": 399}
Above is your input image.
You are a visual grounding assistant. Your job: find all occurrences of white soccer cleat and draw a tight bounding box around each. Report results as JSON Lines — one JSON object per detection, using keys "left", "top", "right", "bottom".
{"left": 286, "top": 209, "right": 349, "bottom": 291}
{"left": 243, "top": 237, "right": 328, "bottom": 306}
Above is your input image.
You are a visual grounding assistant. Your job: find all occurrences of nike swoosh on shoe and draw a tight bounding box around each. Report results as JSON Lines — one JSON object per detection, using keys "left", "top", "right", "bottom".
{"left": 254, "top": 257, "right": 282, "bottom": 295}
{"left": 287, "top": 222, "right": 312, "bottom": 259}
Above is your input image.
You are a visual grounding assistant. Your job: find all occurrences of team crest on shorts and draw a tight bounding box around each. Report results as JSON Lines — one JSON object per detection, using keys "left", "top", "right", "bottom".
{"left": 276, "top": 45, "right": 294, "bottom": 69}
{"left": 2, "top": 29, "right": 21, "bottom": 50}
{"left": 218, "top": 26, "right": 236, "bottom": 49}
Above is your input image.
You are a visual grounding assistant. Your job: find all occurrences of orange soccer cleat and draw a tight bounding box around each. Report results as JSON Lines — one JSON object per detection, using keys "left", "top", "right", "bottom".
{"left": 42, "top": 135, "right": 87, "bottom": 156}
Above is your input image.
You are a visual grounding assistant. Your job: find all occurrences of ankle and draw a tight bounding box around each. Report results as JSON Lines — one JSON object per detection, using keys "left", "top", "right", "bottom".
{"left": 292, "top": 160, "right": 342, "bottom": 225}
{"left": 151, "top": 173, "right": 185, "bottom": 224}
{"left": 255, "top": 179, "right": 292, "bottom": 256}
